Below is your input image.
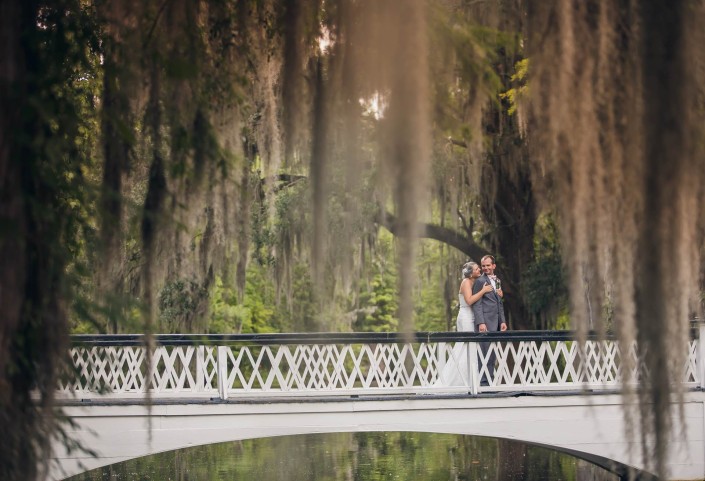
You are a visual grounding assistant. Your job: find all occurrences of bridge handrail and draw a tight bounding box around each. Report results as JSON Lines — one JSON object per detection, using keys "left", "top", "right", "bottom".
{"left": 62, "top": 327, "right": 703, "bottom": 399}
{"left": 70, "top": 330, "right": 629, "bottom": 346}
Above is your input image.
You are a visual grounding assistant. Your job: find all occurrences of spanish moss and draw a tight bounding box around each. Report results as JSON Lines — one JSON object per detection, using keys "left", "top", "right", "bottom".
{"left": 525, "top": 1, "right": 705, "bottom": 476}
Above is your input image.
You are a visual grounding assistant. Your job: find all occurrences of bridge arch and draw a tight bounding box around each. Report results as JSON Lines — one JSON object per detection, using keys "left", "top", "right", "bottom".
{"left": 52, "top": 391, "right": 704, "bottom": 480}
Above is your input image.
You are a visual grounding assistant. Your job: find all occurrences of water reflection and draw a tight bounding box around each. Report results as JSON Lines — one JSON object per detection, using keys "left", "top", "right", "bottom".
{"left": 68, "top": 432, "right": 619, "bottom": 481}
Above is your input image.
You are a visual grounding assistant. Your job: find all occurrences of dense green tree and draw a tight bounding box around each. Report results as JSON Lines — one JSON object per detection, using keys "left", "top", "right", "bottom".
{"left": 208, "top": 268, "right": 279, "bottom": 334}
{"left": 158, "top": 279, "right": 209, "bottom": 333}
{"left": 356, "top": 261, "right": 399, "bottom": 332}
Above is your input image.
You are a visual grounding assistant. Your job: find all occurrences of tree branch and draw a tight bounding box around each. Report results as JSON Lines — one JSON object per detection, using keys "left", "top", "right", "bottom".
{"left": 376, "top": 209, "right": 517, "bottom": 298}
{"left": 143, "top": 0, "right": 172, "bottom": 49}
{"left": 254, "top": 174, "right": 514, "bottom": 296}
{"left": 493, "top": 200, "right": 516, "bottom": 227}
{"left": 447, "top": 137, "right": 468, "bottom": 149}
{"left": 272, "top": 173, "right": 307, "bottom": 190}
{"left": 377, "top": 210, "right": 487, "bottom": 261}
{"left": 456, "top": 208, "right": 474, "bottom": 237}
{"left": 257, "top": 173, "right": 307, "bottom": 194}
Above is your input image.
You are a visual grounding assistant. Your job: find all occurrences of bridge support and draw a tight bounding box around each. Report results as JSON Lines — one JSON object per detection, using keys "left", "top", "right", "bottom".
{"left": 51, "top": 391, "right": 705, "bottom": 481}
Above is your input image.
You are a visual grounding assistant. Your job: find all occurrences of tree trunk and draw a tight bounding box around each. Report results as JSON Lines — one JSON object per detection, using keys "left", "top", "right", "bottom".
{"left": 481, "top": 103, "right": 537, "bottom": 331}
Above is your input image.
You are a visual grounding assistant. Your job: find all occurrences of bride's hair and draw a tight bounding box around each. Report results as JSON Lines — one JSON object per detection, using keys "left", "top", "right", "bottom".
{"left": 462, "top": 262, "right": 478, "bottom": 279}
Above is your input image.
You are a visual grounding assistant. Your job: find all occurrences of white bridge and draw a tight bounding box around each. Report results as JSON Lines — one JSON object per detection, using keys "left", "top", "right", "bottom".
{"left": 52, "top": 329, "right": 705, "bottom": 480}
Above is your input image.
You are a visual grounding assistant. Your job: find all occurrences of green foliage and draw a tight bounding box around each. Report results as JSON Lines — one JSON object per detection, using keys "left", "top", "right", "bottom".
{"left": 356, "top": 260, "right": 399, "bottom": 332}
{"left": 429, "top": 5, "right": 521, "bottom": 139}
{"left": 239, "top": 267, "right": 278, "bottom": 333}
{"left": 231, "top": 230, "right": 461, "bottom": 334}
{"left": 209, "top": 276, "right": 250, "bottom": 334}
{"left": 414, "top": 284, "right": 447, "bottom": 332}
{"left": 523, "top": 254, "right": 564, "bottom": 315}
{"left": 208, "top": 267, "right": 280, "bottom": 334}
{"left": 251, "top": 174, "right": 310, "bottom": 267}
{"left": 414, "top": 240, "right": 454, "bottom": 332}
{"left": 522, "top": 214, "right": 568, "bottom": 327}
{"left": 158, "top": 279, "right": 208, "bottom": 333}
{"left": 288, "top": 263, "right": 319, "bottom": 331}
{"left": 555, "top": 310, "right": 571, "bottom": 330}
{"left": 71, "top": 290, "right": 144, "bottom": 334}
{"left": 500, "top": 58, "right": 529, "bottom": 116}
{"left": 355, "top": 263, "right": 399, "bottom": 332}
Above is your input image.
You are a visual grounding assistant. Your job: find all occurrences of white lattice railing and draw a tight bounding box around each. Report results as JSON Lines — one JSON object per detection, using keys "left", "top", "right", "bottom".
{"left": 59, "top": 330, "right": 704, "bottom": 399}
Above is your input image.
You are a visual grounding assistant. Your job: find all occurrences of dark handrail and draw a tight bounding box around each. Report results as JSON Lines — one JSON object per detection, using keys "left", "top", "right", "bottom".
{"left": 70, "top": 330, "right": 619, "bottom": 347}
{"left": 71, "top": 319, "right": 704, "bottom": 346}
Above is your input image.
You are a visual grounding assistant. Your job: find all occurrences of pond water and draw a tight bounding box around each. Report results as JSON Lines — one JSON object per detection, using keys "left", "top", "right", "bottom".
{"left": 68, "top": 432, "right": 620, "bottom": 481}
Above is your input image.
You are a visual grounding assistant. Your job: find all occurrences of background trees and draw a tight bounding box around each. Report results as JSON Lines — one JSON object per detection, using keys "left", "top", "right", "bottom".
{"left": 0, "top": 2, "right": 563, "bottom": 472}
{"left": 4, "top": 0, "right": 704, "bottom": 479}
{"left": 2, "top": 3, "right": 553, "bottom": 474}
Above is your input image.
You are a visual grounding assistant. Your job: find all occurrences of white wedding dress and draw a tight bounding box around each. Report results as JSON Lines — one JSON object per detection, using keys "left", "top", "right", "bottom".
{"left": 436, "top": 294, "right": 475, "bottom": 387}
{"left": 456, "top": 293, "right": 475, "bottom": 332}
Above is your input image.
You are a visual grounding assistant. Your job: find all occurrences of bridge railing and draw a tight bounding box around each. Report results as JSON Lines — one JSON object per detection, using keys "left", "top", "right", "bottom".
{"left": 60, "top": 328, "right": 703, "bottom": 399}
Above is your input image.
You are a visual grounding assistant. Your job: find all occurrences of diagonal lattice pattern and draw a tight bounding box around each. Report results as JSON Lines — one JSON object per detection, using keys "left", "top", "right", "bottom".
{"left": 60, "top": 338, "right": 700, "bottom": 398}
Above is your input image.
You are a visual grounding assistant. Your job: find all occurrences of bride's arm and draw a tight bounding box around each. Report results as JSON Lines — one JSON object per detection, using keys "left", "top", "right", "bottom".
{"left": 461, "top": 279, "right": 492, "bottom": 306}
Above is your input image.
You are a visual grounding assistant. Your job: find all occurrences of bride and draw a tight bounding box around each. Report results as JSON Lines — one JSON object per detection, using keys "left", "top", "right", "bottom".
{"left": 437, "top": 261, "right": 492, "bottom": 387}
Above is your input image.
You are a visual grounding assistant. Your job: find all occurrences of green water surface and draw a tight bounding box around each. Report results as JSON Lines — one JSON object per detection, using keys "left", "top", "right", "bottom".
{"left": 68, "top": 432, "right": 620, "bottom": 481}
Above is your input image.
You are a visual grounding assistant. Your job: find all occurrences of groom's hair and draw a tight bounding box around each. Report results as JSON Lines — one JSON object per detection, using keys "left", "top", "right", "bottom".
{"left": 481, "top": 254, "right": 495, "bottom": 264}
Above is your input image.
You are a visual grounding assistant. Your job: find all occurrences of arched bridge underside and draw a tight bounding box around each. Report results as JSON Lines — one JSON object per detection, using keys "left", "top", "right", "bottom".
{"left": 52, "top": 390, "right": 705, "bottom": 481}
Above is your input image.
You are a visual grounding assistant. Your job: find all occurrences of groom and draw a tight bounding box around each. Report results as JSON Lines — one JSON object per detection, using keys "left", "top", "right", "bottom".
{"left": 472, "top": 255, "right": 507, "bottom": 386}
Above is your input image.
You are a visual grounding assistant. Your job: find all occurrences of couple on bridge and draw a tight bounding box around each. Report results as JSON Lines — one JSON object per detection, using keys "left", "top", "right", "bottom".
{"left": 458, "top": 255, "right": 507, "bottom": 335}
{"left": 442, "top": 255, "right": 507, "bottom": 387}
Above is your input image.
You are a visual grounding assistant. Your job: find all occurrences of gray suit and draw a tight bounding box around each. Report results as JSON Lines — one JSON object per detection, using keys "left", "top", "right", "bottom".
{"left": 471, "top": 274, "right": 506, "bottom": 331}
{"left": 472, "top": 274, "right": 506, "bottom": 385}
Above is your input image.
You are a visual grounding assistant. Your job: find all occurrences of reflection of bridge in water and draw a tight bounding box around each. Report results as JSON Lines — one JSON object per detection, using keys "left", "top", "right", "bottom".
{"left": 53, "top": 328, "right": 705, "bottom": 480}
